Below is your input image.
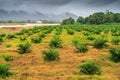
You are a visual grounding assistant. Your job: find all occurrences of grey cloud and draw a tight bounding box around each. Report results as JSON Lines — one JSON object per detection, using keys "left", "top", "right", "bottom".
{"left": 23, "top": 0, "right": 72, "bottom": 5}
{"left": 0, "top": 0, "right": 120, "bottom": 8}
{"left": 0, "top": 0, "right": 72, "bottom": 7}
{"left": 0, "top": 0, "right": 120, "bottom": 17}
{"left": 73, "top": 0, "right": 120, "bottom": 6}
{"left": 86, "top": 0, "right": 119, "bottom": 6}
{"left": 1, "top": 0, "right": 119, "bottom": 8}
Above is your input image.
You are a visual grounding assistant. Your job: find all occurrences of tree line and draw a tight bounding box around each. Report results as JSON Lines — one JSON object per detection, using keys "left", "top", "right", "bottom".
{"left": 61, "top": 11, "right": 120, "bottom": 25}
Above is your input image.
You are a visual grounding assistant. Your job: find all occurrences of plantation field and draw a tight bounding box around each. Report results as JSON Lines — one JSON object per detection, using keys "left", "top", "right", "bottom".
{"left": 0, "top": 23, "right": 120, "bottom": 80}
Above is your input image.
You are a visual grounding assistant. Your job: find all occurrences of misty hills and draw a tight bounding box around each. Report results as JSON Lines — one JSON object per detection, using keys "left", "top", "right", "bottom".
{"left": 0, "top": 9, "right": 78, "bottom": 21}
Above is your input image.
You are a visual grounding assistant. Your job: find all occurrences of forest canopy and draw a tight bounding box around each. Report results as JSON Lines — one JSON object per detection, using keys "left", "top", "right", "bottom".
{"left": 62, "top": 11, "right": 120, "bottom": 25}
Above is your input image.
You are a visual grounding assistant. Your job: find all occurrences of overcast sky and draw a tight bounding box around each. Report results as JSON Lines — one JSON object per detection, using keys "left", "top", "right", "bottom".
{"left": 0, "top": 0, "right": 120, "bottom": 17}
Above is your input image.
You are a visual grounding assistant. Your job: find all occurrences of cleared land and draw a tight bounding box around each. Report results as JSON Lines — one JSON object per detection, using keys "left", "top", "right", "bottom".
{"left": 0, "top": 24, "right": 120, "bottom": 80}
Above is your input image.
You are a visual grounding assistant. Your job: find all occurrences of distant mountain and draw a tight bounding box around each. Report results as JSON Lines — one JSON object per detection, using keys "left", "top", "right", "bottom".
{"left": 57, "top": 12, "right": 78, "bottom": 20}
{"left": 0, "top": 9, "right": 78, "bottom": 21}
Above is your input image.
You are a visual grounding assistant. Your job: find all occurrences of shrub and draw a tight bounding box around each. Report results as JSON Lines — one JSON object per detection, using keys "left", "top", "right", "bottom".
{"left": 79, "top": 61, "right": 101, "bottom": 75}
{"left": 93, "top": 37, "right": 107, "bottom": 48}
{"left": 93, "top": 30, "right": 101, "bottom": 34}
{"left": 0, "top": 33, "right": 6, "bottom": 37}
{"left": 87, "top": 36, "right": 95, "bottom": 41}
{"left": 82, "top": 31, "right": 91, "bottom": 36}
{"left": 109, "top": 48, "right": 120, "bottom": 62}
{"left": 0, "top": 63, "right": 11, "bottom": 78}
{"left": 20, "top": 29, "right": 29, "bottom": 34}
{"left": 5, "top": 44, "right": 12, "bottom": 48}
{"left": 75, "top": 44, "right": 88, "bottom": 53}
{"left": 2, "top": 54, "right": 13, "bottom": 61}
{"left": 67, "top": 28, "right": 74, "bottom": 35}
{"left": 55, "top": 30, "right": 62, "bottom": 35}
{"left": 26, "top": 31, "right": 33, "bottom": 36}
{"left": 39, "top": 32, "right": 46, "bottom": 38}
{"left": 15, "top": 32, "right": 24, "bottom": 35}
{"left": 112, "top": 32, "right": 120, "bottom": 36}
{"left": 75, "top": 28, "right": 82, "bottom": 32}
{"left": 44, "top": 28, "right": 53, "bottom": 34}
{"left": 112, "top": 37, "right": 120, "bottom": 45}
{"left": 0, "top": 37, "right": 3, "bottom": 43}
{"left": 31, "top": 37, "right": 42, "bottom": 43}
{"left": 20, "top": 36, "right": 26, "bottom": 41}
{"left": 49, "top": 36, "right": 62, "bottom": 48}
{"left": 72, "top": 40, "right": 88, "bottom": 53}
{"left": 55, "top": 28, "right": 62, "bottom": 35}
{"left": 32, "top": 29, "right": 40, "bottom": 33}
{"left": 6, "top": 34, "right": 15, "bottom": 39}
{"left": 42, "top": 49, "right": 60, "bottom": 62}
{"left": 18, "top": 42, "right": 32, "bottom": 54}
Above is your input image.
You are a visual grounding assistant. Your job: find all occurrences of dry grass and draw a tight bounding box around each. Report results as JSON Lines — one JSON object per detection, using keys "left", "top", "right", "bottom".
{"left": 0, "top": 27, "right": 120, "bottom": 80}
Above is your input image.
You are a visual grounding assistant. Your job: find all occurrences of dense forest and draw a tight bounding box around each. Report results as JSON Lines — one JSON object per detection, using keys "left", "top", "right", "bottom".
{"left": 62, "top": 10, "right": 120, "bottom": 25}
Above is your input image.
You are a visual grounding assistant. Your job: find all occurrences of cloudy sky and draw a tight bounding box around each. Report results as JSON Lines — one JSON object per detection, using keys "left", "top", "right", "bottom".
{"left": 0, "top": 0, "right": 120, "bottom": 17}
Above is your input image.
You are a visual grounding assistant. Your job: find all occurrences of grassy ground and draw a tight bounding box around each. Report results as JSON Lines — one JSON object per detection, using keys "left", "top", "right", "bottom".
{"left": 0, "top": 24, "right": 120, "bottom": 80}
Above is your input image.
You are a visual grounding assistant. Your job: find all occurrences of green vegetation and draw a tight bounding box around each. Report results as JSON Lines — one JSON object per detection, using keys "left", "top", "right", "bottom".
{"left": 6, "top": 34, "right": 15, "bottom": 39}
{"left": 66, "top": 28, "right": 74, "bottom": 35}
{"left": 87, "top": 11, "right": 120, "bottom": 24}
{"left": 72, "top": 40, "right": 88, "bottom": 53}
{"left": 49, "top": 36, "right": 62, "bottom": 48}
{"left": 87, "top": 36, "right": 95, "bottom": 41}
{"left": 0, "top": 37, "right": 3, "bottom": 43}
{"left": 82, "top": 31, "right": 91, "bottom": 36}
{"left": 0, "top": 33, "right": 6, "bottom": 37}
{"left": 31, "top": 37, "right": 42, "bottom": 43}
{"left": 1, "top": 22, "right": 120, "bottom": 80}
{"left": 5, "top": 44, "right": 12, "bottom": 48}
{"left": 61, "top": 17, "right": 75, "bottom": 25}
{"left": 2, "top": 54, "right": 13, "bottom": 61}
{"left": 79, "top": 61, "right": 101, "bottom": 75}
{"left": 112, "top": 37, "right": 120, "bottom": 45}
{"left": 62, "top": 11, "right": 120, "bottom": 25}
{"left": 77, "top": 16, "right": 85, "bottom": 24}
{"left": 0, "top": 63, "right": 12, "bottom": 78}
{"left": 109, "top": 48, "right": 120, "bottom": 62}
{"left": 55, "top": 27, "right": 63, "bottom": 35}
{"left": 42, "top": 49, "right": 60, "bottom": 62}
{"left": 18, "top": 42, "right": 32, "bottom": 54}
{"left": 39, "top": 32, "right": 46, "bottom": 38}
{"left": 20, "top": 36, "right": 26, "bottom": 41}
{"left": 93, "top": 37, "right": 107, "bottom": 48}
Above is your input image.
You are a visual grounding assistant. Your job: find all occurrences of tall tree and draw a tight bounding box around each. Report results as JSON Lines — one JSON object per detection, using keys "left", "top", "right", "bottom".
{"left": 61, "top": 17, "right": 75, "bottom": 25}
{"left": 77, "top": 16, "right": 85, "bottom": 24}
